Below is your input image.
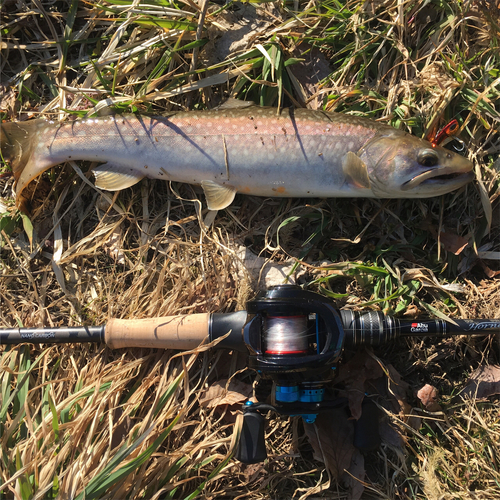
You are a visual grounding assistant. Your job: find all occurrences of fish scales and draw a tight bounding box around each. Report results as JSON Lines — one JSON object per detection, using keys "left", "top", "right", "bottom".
{"left": 1, "top": 105, "right": 474, "bottom": 211}
{"left": 31, "top": 109, "right": 377, "bottom": 196}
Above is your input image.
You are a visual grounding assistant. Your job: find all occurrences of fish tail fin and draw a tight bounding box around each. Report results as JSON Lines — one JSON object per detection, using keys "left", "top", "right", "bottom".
{"left": 1, "top": 120, "right": 39, "bottom": 181}
{"left": 1, "top": 120, "right": 42, "bottom": 207}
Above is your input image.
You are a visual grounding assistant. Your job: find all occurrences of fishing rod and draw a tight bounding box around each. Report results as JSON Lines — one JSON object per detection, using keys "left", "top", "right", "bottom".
{"left": 2, "top": 285, "right": 499, "bottom": 463}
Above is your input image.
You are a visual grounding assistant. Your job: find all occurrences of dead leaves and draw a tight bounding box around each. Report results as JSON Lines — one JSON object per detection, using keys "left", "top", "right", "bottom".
{"left": 300, "top": 357, "right": 500, "bottom": 498}
{"left": 104, "top": 226, "right": 126, "bottom": 265}
{"left": 420, "top": 221, "right": 470, "bottom": 256}
{"left": 459, "top": 364, "right": 500, "bottom": 400}
{"left": 335, "top": 351, "right": 385, "bottom": 420}
{"left": 438, "top": 230, "right": 469, "bottom": 256}
{"left": 304, "top": 409, "right": 355, "bottom": 481}
{"left": 417, "top": 384, "right": 442, "bottom": 412}
{"left": 304, "top": 352, "right": 407, "bottom": 500}
{"left": 408, "top": 384, "right": 443, "bottom": 431}
{"left": 419, "top": 220, "right": 500, "bottom": 278}
{"left": 304, "top": 410, "right": 366, "bottom": 500}
{"left": 200, "top": 378, "right": 253, "bottom": 409}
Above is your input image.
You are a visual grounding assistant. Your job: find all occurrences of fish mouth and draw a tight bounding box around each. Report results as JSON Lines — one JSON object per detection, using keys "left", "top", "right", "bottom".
{"left": 402, "top": 169, "right": 475, "bottom": 191}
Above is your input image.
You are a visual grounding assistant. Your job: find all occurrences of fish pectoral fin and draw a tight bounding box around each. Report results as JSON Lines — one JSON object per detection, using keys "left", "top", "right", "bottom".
{"left": 342, "top": 152, "right": 371, "bottom": 189}
{"left": 201, "top": 180, "right": 236, "bottom": 210}
{"left": 93, "top": 163, "right": 145, "bottom": 191}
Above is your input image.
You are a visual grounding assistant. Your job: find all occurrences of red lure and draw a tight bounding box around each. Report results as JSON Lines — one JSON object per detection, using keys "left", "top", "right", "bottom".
{"left": 427, "top": 119, "right": 459, "bottom": 147}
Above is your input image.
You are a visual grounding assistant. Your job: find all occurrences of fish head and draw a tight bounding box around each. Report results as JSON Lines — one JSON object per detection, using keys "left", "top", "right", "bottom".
{"left": 361, "top": 133, "right": 474, "bottom": 198}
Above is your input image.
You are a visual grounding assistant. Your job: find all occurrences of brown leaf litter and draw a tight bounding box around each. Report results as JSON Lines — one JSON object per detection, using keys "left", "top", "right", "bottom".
{"left": 458, "top": 364, "right": 500, "bottom": 400}
{"left": 304, "top": 351, "right": 410, "bottom": 499}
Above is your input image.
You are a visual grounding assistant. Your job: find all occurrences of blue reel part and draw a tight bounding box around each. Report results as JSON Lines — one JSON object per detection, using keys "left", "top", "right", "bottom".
{"left": 275, "top": 384, "right": 325, "bottom": 423}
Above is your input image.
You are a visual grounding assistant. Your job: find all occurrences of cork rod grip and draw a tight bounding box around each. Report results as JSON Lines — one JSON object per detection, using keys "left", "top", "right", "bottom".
{"left": 105, "top": 313, "right": 211, "bottom": 350}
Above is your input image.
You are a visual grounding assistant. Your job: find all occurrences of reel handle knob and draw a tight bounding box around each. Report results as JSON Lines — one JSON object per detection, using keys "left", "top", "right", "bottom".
{"left": 235, "top": 407, "right": 267, "bottom": 464}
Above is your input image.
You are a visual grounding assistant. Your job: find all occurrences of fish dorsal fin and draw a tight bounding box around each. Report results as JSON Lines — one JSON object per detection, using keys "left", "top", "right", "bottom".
{"left": 342, "top": 152, "right": 371, "bottom": 189}
{"left": 201, "top": 180, "right": 236, "bottom": 210}
{"left": 216, "top": 98, "right": 255, "bottom": 110}
{"left": 93, "top": 163, "right": 145, "bottom": 191}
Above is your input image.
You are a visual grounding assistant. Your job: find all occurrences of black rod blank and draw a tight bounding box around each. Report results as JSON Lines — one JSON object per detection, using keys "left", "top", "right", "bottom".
{"left": 341, "top": 310, "right": 500, "bottom": 348}
{"left": 0, "top": 326, "right": 105, "bottom": 345}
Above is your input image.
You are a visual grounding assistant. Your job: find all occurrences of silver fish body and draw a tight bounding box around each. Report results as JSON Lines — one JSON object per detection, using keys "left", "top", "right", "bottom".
{"left": 1, "top": 105, "right": 474, "bottom": 210}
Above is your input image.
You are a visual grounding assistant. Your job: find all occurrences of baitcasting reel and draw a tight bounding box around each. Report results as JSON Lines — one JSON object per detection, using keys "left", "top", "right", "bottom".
{"left": 234, "top": 286, "right": 378, "bottom": 463}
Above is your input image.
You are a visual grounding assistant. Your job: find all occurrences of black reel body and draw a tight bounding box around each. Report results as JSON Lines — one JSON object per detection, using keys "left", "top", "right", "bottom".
{"left": 236, "top": 286, "right": 363, "bottom": 463}
{"left": 243, "top": 285, "right": 345, "bottom": 420}
{"left": 244, "top": 285, "right": 345, "bottom": 373}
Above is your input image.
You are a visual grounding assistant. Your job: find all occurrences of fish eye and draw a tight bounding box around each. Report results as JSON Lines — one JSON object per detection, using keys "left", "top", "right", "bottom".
{"left": 417, "top": 150, "right": 439, "bottom": 168}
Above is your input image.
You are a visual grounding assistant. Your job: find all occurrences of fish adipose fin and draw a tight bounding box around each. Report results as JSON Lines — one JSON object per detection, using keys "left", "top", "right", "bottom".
{"left": 342, "top": 152, "right": 371, "bottom": 189}
{"left": 201, "top": 180, "right": 236, "bottom": 210}
{"left": 216, "top": 98, "right": 255, "bottom": 110}
{"left": 93, "top": 164, "right": 145, "bottom": 191}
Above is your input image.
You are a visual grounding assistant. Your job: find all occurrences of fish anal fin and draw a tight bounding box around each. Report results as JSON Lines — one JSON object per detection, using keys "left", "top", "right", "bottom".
{"left": 201, "top": 180, "right": 236, "bottom": 210}
{"left": 342, "top": 151, "right": 371, "bottom": 189}
{"left": 93, "top": 163, "right": 145, "bottom": 191}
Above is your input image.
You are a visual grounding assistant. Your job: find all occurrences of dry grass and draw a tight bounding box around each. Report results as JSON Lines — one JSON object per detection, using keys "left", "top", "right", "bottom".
{"left": 1, "top": 0, "right": 500, "bottom": 498}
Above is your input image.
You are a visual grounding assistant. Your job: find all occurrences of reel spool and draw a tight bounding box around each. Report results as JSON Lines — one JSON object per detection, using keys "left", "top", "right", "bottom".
{"left": 264, "top": 315, "right": 309, "bottom": 355}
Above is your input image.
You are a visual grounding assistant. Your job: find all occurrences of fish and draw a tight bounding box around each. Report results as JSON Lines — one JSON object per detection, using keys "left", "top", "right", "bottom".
{"left": 1, "top": 102, "right": 474, "bottom": 211}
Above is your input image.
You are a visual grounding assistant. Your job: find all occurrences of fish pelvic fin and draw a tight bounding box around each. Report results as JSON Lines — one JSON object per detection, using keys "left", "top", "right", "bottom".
{"left": 1, "top": 120, "right": 42, "bottom": 202}
{"left": 93, "top": 163, "right": 145, "bottom": 191}
{"left": 342, "top": 151, "right": 371, "bottom": 190}
{"left": 201, "top": 180, "right": 236, "bottom": 210}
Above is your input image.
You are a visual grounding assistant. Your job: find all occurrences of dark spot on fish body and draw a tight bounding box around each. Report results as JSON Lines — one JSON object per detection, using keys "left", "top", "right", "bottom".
{"left": 144, "top": 165, "right": 148, "bottom": 169}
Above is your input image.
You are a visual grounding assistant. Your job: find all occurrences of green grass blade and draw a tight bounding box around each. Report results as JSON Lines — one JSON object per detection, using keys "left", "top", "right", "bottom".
{"left": 47, "top": 393, "right": 60, "bottom": 441}
{"left": 76, "top": 415, "right": 181, "bottom": 500}
{"left": 154, "top": 372, "right": 184, "bottom": 417}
